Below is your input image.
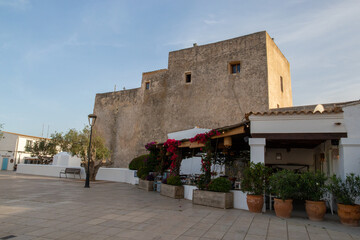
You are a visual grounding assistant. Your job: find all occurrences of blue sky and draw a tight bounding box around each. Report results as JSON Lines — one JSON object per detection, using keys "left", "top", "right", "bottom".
{"left": 0, "top": 0, "right": 359, "bottom": 137}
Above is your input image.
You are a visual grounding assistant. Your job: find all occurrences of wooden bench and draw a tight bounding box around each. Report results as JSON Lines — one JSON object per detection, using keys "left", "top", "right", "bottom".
{"left": 59, "top": 168, "right": 81, "bottom": 179}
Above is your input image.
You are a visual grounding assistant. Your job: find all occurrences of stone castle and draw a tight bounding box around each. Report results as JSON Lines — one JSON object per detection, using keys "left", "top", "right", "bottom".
{"left": 93, "top": 31, "right": 293, "bottom": 167}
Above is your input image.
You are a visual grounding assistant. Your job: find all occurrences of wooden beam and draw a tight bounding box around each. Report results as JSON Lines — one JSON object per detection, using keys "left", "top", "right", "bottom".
{"left": 190, "top": 142, "right": 205, "bottom": 148}
{"left": 179, "top": 141, "right": 191, "bottom": 148}
{"left": 211, "top": 126, "right": 245, "bottom": 139}
{"left": 251, "top": 132, "right": 347, "bottom": 140}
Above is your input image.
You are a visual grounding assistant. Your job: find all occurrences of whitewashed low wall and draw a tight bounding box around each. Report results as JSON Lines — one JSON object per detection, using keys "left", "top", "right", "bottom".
{"left": 231, "top": 190, "right": 249, "bottom": 211}
{"left": 96, "top": 168, "right": 139, "bottom": 185}
{"left": 184, "top": 185, "right": 198, "bottom": 200}
{"left": 17, "top": 164, "right": 86, "bottom": 178}
{"left": 184, "top": 186, "right": 249, "bottom": 211}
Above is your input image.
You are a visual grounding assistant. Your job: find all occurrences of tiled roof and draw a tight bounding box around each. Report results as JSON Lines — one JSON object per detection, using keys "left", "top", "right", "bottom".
{"left": 247, "top": 99, "right": 360, "bottom": 117}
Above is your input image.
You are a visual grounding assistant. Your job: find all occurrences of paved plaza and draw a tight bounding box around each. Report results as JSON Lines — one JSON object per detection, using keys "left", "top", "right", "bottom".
{"left": 0, "top": 172, "right": 360, "bottom": 240}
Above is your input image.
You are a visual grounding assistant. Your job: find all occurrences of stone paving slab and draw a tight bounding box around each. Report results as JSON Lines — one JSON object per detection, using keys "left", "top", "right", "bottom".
{"left": 0, "top": 171, "right": 360, "bottom": 240}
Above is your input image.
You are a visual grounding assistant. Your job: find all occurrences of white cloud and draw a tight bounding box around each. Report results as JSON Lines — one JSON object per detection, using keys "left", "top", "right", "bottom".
{"left": 0, "top": 0, "right": 30, "bottom": 9}
{"left": 278, "top": 0, "right": 360, "bottom": 44}
{"left": 203, "top": 19, "right": 224, "bottom": 25}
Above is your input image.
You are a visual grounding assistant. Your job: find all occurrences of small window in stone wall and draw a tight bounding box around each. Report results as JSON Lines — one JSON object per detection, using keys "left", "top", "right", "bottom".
{"left": 145, "top": 82, "right": 150, "bottom": 90}
{"left": 280, "top": 76, "right": 283, "bottom": 92}
{"left": 229, "top": 61, "right": 240, "bottom": 74}
{"left": 185, "top": 72, "right": 191, "bottom": 83}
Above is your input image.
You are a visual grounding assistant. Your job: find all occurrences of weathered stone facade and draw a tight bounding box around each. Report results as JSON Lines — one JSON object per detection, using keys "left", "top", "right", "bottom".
{"left": 93, "top": 31, "right": 293, "bottom": 167}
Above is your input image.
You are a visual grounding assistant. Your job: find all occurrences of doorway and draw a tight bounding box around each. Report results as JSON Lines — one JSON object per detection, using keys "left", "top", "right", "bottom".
{"left": 1, "top": 158, "right": 8, "bottom": 170}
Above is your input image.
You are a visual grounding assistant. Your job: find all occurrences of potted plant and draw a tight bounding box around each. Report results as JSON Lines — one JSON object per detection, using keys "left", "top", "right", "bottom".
{"left": 138, "top": 172, "right": 154, "bottom": 191}
{"left": 269, "top": 169, "right": 299, "bottom": 218}
{"left": 240, "top": 162, "right": 271, "bottom": 213}
{"left": 299, "top": 171, "right": 328, "bottom": 221}
{"left": 328, "top": 173, "right": 360, "bottom": 226}
{"left": 161, "top": 175, "right": 184, "bottom": 199}
{"left": 193, "top": 177, "right": 234, "bottom": 209}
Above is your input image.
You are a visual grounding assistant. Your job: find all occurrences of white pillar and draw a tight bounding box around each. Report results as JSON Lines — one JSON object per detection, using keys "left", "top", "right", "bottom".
{"left": 249, "top": 138, "right": 266, "bottom": 164}
{"left": 339, "top": 138, "right": 360, "bottom": 180}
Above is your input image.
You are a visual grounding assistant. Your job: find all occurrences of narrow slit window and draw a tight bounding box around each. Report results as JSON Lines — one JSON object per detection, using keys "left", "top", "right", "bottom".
{"left": 145, "top": 82, "right": 150, "bottom": 90}
{"left": 230, "top": 62, "right": 240, "bottom": 74}
{"left": 185, "top": 73, "right": 191, "bottom": 83}
{"left": 280, "top": 76, "right": 283, "bottom": 92}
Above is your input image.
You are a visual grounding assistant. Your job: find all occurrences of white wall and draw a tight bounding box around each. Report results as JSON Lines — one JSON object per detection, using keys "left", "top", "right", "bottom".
{"left": 184, "top": 185, "right": 198, "bottom": 200}
{"left": 231, "top": 190, "right": 249, "bottom": 211}
{"left": 250, "top": 113, "right": 345, "bottom": 134}
{"left": 265, "top": 148, "right": 314, "bottom": 166}
{"left": 180, "top": 157, "right": 202, "bottom": 175}
{"left": 343, "top": 104, "right": 360, "bottom": 138}
{"left": 17, "top": 164, "right": 86, "bottom": 178}
{"left": 95, "top": 168, "right": 139, "bottom": 185}
{"left": 0, "top": 132, "right": 18, "bottom": 170}
{"left": 338, "top": 103, "right": 360, "bottom": 179}
{"left": 53, "top": 152, "right": 81, "bottom": 167}
{"left": 17, "top": 136, "right": 39, "bottom": 164}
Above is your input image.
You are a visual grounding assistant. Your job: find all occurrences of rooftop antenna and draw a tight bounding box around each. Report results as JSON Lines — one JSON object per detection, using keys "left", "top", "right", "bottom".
{"left": 46, "top": 125, "right": 50, "bottom": 138}
{"left": 41, "top": 124, "right": 44, "bottom": 137}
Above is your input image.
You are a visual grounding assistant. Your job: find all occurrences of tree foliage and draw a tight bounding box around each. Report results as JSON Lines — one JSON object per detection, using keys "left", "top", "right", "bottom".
{"left": 26, "top": 126, "right": 111, "bottom": 181}
{"left": 57, "top": 127, "right": 112, "bottom": 181}
{"left": 0, "top": 123, "right": 3, "bottom": 140}
{"left": 25, "top": 138, "right": 58, "bottom": 161}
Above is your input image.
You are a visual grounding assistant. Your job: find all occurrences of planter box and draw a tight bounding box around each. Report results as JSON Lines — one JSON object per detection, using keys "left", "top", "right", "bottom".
{"left": 160, "top": 184, "right": 184, "bottom": 199}
{"left": 138, "top": 179, "right": 154, "bottom": 191}
{"left": 193, "top": 190, "right": 233, "bottom": 209}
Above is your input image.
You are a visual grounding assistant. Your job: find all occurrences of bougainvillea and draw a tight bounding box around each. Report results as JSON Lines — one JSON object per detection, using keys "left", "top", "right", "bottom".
{"left": 190, "top": 129, "right": 221, "bottom": 188}
{"left": 189, "top": 129, "right": 221, "bottom": 144}
{"left": 163, "top": 139, "right": 181, "bottom": 175}
{"left": 145, "top": 141, "right": 157, "bottom": 151}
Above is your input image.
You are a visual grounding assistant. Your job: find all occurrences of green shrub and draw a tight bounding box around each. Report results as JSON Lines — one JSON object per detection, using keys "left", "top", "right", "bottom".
{"left": 299, "top": 171, "right": 327, "bottom": 201}
{"left": 145, "top": 153, "right": 159, "bottom": 172}
{"left": 241, "top": 162, "right": 272, "bottom": 195}
{"left": 196, "top": 174, "right": 207, "bottom": 190}
{"left": 166, "top": 175, "right": 182, "bottom": 186}
{"left": 208, "top": 177, "right": 232, "bottom": 192}
{"left": 137, "top": 166, "right": 150, "bottom": 180}
{"left": 328, "top": 173, "right": 360, "bottom": 205}
{"left": 129, "top": 154, "right": 148, "bottom": 170}
{"left": 269, "top": 170, "right": 299, "bottom": 200}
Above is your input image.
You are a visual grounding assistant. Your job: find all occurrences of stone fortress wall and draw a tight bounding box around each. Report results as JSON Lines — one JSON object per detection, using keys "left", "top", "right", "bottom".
{"left": 93, "top": 31, "right": 293, "bottom": 167}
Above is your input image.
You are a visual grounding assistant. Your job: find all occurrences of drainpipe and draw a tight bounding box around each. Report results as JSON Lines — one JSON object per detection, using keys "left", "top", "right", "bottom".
{"left": 14, "top": 136, "right": 20, "bottom": 164}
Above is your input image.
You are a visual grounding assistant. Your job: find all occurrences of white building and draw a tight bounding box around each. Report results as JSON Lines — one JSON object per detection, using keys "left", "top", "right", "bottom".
{"left": 0, "top": 131, "right": 47, "bottom": 171}
{"left": 248, "top": 100, "right": 360, "bottom": 179}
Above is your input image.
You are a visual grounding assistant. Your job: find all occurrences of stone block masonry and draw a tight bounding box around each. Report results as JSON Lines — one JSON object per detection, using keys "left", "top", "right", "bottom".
{"left": 93, "top": 31, "right": 292, "bottom": 167}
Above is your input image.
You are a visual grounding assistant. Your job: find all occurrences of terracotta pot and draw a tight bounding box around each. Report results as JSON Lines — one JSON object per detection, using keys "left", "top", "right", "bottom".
{"left": 337, "top": 203, "right": 360, "bottom": 227}
{"left": 247, "top": 194, "right": 264, "bottom": 213}
{"left": 274, "top": 198, "right": 293, "bottom": 218}
{"left": 305, "top": 200, "right": 326, "bottom": 221}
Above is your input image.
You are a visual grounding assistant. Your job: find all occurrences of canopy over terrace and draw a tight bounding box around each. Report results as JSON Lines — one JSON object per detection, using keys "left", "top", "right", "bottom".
{"left": 158, "top": 123, "right": 251, "bottom": 179}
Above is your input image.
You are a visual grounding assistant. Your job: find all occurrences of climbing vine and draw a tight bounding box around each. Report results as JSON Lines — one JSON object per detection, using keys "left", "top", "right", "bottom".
{"left": 163, "top": 139, "right": 181, "bottom": 176}
{"left": 189, "top": 129, "right": 221, "bottom": 186}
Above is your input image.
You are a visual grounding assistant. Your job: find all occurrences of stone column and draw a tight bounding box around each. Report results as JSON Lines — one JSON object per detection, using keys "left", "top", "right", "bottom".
{"left": 249, "top": 138, "right": 266, "bottom": 164}
{"left": 339, "top": 138, "right": 360, "bottom": 180}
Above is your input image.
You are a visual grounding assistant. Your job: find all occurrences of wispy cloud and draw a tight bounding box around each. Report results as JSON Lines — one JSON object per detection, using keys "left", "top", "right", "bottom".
{"left": 203, "top": 19, "right": 224, "bottom": 25}
{"left": 278, "top": 0, "right": 360, "bottom": 44}
{"left": 64, "top": 33, "right": 123, "bottom": 48}
{"left": 23, "top": 33, "right": 123, "bottom": 65}
{"left": 0, "top": 0, "right": 30, "bottom": 9}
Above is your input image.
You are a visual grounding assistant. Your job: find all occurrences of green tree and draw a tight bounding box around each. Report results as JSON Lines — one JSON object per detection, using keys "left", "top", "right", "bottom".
{"left": 26, "top": 126, "right": 111, "bottom": 181}
{"left": 25, "top": 138, "right": 59, "bottom": 162}
{"left": 0, "top": 123, "right": 4, "bottom": 139}
{"left": 59, "top": 127, "right": 111, "bottom": 181}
